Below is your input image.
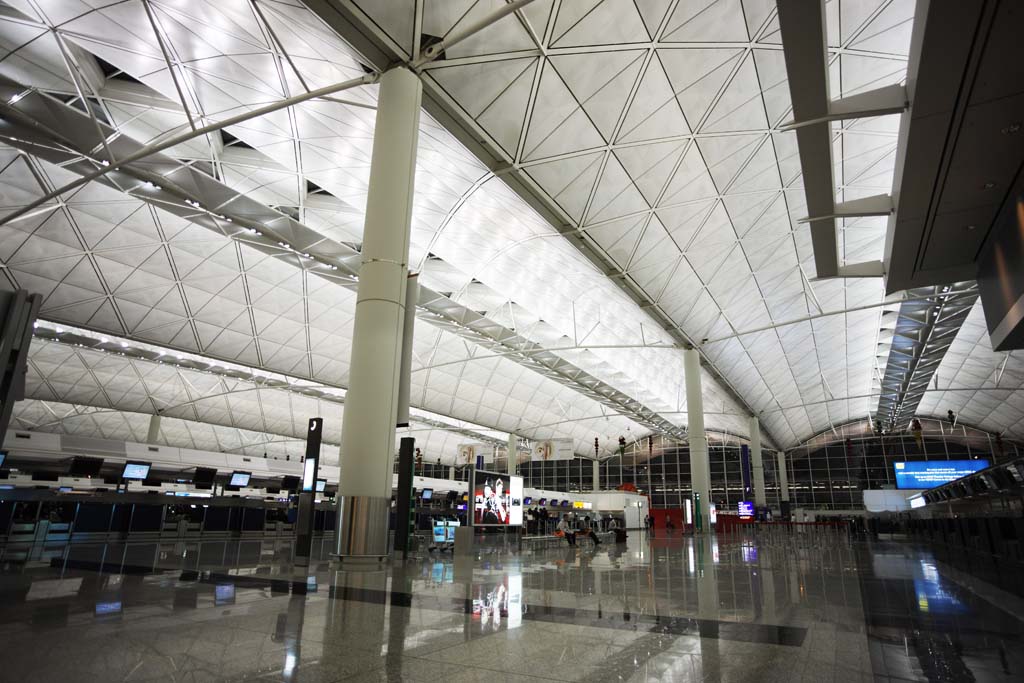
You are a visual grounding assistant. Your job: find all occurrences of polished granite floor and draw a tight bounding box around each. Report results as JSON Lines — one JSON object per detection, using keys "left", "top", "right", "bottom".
{"left": 0, "top": 528, "right": 1020, "bottom": 682}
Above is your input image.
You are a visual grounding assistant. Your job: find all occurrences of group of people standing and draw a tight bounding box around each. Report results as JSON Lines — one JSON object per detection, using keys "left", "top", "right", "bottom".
{"left": 525, "top": 506, "right": 555, "bottom": 535}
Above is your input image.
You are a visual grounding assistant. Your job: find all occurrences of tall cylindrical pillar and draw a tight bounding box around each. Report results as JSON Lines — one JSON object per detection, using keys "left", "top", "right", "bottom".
{"left": 777, "top": 451, "right": 790, "bottom": 502}
{"left": 750, "top": 416, "right": 766, "bottom": 507}
{"left": 146, "top": 413, "right": 161, "bottom": 445}
{"left": 592, "top": 459, "right": 600, "bottom": 492}
{"left": 334, "top": 67, "right": 422, "bottom": 560}
{"left": 684, "top": 348, "right": 711, "bottom": 531}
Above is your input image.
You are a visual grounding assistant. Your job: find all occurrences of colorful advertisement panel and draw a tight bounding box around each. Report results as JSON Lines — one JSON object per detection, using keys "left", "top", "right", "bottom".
{"left": 472, "top": 469, "right": 523, "bottom": 526}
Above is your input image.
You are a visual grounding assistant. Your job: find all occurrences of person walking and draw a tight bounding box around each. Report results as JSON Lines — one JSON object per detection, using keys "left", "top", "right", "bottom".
{"left": 557, "top": 514, "right": 576, "bottom": 546}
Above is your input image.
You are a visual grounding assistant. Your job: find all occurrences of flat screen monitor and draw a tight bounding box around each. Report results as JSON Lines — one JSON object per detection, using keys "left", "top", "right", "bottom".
{"left": 121, "top": 461, "right": 151, "bottom": 481}
{"left": 193, "top": 467, "right": 216, "bottom": 488}
{"left": 432, "top": 524, "right": 447, "bottom": 544}
{"left": 0, "top": 451, "right": 5, "bottom": 468}
{"left": 738, "top": 501, "right": 754, "bottom": 517}
{"left": 560, "top": 500, "right": 570, "bottom": 507}
{"left": 229, "top": 471, "right": 251, "bottom": 487}
{"left": 281, "top": 475, "right": 300, "bottom": 492}
{"left": 69, "top": 456, "right": 103, "bottom": 477}
{"left": 471, "top": 469, "right": 523, "bottom": 526}
{"left": 315, "top": 478, "right": 326, "bottom": 492}
{"left": 893, "top": 460, "right": 989, "bottom": 489}
{"left": 523, "top": 496, "right": 532, "bottom": 505}
{"left": 538, "top": 498, "right": 547, "bottom": 505}
{"left": 547, "top": 499, "right": 556, "bottom": 506}
{"left": 421, "top": 488, "right": 433, "bottom": 500}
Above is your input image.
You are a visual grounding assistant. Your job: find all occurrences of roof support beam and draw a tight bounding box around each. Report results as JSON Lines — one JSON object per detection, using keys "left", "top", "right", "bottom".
{"left": 799, "top": 194, "right": 894, "bottom": 223}
{"left": 874, "top": 282, "right": 979, "bottom": 430}
{"left": 777, "top": 0, "right": 837, "bottom": 277}
{"left": 779, "top": 84, "right": 909, "bottom": 131}
{"left": 777, "top": 0, "right": 903, "bottom": 280}
{"left": 0, "top": 73, "right": 378, "bottom": 229}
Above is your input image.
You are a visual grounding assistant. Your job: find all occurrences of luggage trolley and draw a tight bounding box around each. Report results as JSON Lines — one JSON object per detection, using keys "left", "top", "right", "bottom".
{"left": 428, "top": 517, "right": 460, "bottom": 553}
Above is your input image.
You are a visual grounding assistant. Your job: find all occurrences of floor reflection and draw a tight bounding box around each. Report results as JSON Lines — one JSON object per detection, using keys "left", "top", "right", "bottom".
{"left": 0, "top": 530, "right": 1018, "bottom": 681}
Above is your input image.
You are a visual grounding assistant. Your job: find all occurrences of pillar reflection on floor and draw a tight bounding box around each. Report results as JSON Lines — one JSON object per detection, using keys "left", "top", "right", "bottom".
{"left": 0, "top": 530, "right": 1020, "bottom": 681}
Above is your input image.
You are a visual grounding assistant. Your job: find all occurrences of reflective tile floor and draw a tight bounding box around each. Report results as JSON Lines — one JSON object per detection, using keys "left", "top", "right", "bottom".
{"left": 0, "top": 529, "right": 1020, "bottom": 682}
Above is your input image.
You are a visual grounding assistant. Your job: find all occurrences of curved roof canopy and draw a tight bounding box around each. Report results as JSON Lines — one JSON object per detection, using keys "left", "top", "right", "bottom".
{"left": 0, "top": 0, "right": 1020, "bottom": 459}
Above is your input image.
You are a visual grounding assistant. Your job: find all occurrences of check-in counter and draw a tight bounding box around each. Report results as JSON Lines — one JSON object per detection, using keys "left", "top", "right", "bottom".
{"left": 0, "top": 490, "right": 335, "bottom": 562}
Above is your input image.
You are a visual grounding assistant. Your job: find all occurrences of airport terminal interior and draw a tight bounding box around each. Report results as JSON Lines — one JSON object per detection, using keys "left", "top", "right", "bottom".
{"left": 0, "top": 0, "right": 1023, "bottom": 681}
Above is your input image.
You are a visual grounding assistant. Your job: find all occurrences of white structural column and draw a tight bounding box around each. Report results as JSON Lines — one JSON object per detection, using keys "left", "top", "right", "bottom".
{"left": 335, "top": 67, "right": 422, "bottom": 559}
{"left": 146, "top": 414, "right": 161, "bottom": 445}
{"left": 749, "top": 416, "right": 766, "bottom": 507}
{"left": 684, "top": 349, "right": 711, "bottom": 530}
{"left": 507, "top": 434, "right": 516, "bottom": 475}
{"left": 592, "top": 459, "right": 600, "bottom": 492}
{"left": 777, "top": 451, "right": 790, "bottom": 502}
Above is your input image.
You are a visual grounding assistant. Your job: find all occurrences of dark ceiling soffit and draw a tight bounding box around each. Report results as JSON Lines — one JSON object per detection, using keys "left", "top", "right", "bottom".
{"left": 882, "top": 1, "right": 999, "bottom": 294}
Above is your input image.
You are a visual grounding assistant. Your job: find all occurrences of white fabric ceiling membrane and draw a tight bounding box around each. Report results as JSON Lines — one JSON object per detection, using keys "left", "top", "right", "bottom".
{"left": 1, "top": 0, "right": 1009, "bottom": 456}
{"left": 325, "top": 0, "right": 922, "bottom": 445}
{"left": 18, "top": 324, "right": 512, "bottom": 465}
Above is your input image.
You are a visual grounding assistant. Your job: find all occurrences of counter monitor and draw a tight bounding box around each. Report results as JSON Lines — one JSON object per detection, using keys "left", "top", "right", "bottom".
{"left": 121, "top": 461, "right": 151, "bottom": 481}
{"left": 229, "top": 471, "right": 251, "bottom": 487}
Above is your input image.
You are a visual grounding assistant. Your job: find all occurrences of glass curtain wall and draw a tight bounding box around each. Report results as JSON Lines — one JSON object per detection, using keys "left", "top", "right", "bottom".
{"left": 400, "top": 419, "right": 1015, "bottom": 511}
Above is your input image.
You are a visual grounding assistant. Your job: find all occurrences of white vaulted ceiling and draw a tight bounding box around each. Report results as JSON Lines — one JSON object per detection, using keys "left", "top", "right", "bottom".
{"left": 1, "top": 0, "right": 1017, "bottom": 457}
{"left": 335, "top": 0, "right": 919, "bottom": 445}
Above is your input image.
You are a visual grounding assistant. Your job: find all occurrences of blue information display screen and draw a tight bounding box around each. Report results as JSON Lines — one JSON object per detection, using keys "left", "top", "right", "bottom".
{"left": 737, "top": 501, "right": 754, "bottom": 517}
{"left": 893, "top": 460, "right": 988, "bottom": 489}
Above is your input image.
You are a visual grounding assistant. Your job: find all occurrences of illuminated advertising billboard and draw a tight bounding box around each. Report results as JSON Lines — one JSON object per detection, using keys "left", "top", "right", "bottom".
{"left": 472, "top": 470, "right": 523, "bottom": 526}
{"left": 893, "top": 460, "right": 988, "bottom": 489}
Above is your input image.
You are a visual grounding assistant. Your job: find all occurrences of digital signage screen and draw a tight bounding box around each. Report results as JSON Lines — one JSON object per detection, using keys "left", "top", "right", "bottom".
{"left": 315, "top": 478, "right": 326, "bottom": 492}
{"left": 472, "top": 470, "right": 523, "bottom": 526}
{"left": 301, "top": 457, "right": 317, "bottom": 492}
{"left": 737, "top": 501, "right": 754, "bottom": 518}
{"left": 229, "top": 471, "right": 251, "bottom": 487}
{"left": 421, "top": 488, "right": 433, "bottom": 500}
{"left": 121, "top": 461, "right": 151, "bottom": 481}
{"left": 893, "top": 460, "right": 989, "bottom": 489}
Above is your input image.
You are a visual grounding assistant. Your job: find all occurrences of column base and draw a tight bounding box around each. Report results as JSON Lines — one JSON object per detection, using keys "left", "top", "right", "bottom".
{"left": 335, "top": 495, "right": 391, "bottom": 559}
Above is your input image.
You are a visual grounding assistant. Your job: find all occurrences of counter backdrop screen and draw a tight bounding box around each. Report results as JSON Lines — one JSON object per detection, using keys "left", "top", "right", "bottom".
{"left": 472, "top": 470, "right": 523, "bottom": 526}
{"left": 893, "top": 460, "right": 989, "bottom": 489}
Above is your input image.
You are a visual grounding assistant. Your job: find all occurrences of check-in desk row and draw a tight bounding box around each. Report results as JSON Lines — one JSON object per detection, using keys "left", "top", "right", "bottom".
{"left": 906, "top": 515, "right": 1024, "bottom": 562}
{"left": 0, "top": 490, "right": 337, "bottom": 563}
